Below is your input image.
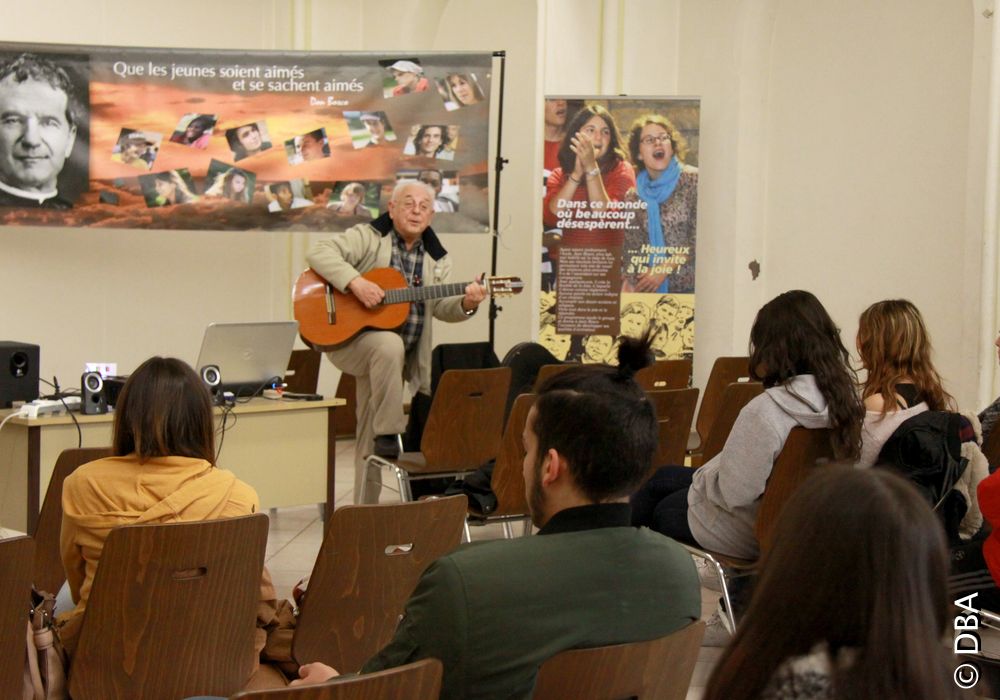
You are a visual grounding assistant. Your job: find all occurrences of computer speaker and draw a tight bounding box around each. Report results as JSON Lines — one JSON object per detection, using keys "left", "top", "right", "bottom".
{"left": 81, "top": 371, "right": 108, "bottom": 415}
{"left": 0, "top": 341, "right": 39, "bottom": 408}
{"left": 200, "top": 365, "right": 222, "bottom": 403}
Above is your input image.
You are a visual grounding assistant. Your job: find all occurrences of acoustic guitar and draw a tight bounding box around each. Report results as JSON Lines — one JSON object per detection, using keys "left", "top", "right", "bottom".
{"left": 293, "top": 267, "right": 524, "bottom": 351}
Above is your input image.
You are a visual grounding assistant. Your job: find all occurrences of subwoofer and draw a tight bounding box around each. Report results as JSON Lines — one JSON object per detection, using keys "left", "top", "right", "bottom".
{"left": 0, "top": 341, "right": 39, "bottom": 408}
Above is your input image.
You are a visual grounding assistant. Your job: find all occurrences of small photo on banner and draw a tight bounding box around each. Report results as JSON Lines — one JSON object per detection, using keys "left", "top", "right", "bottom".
{"left": 379, "top": 58, "right": 430, "bottom": 98}
{"left": 203, "top": 160, "right": 255, "bottom": 205}
{"left": 284, "top": 128, "right": 330, "bottom": 164}
{"left": 435, "top": 72, "right": 486, "bottom": 111}
{"left": 224, "top": 121, "right": 272, "bottom": 161}
{"left": 396, "top": 168, "right": 459, "bottom": 213}
{"left": 110, "top": 128, "right": 161, "bottom": 171}
{"left": 139, "top": 169, "right": 198, "bottom": 207}
{"left": 327, "top": 181, "right": 379, "bottom": 220}
{"left": 402, "top": 124, "right": 456, "bottom": 160}
{"left": 266, "top": 179, "right": 313, "bottom": 213}
{"left": 344, "top": 111, "right": 397, "bottom": 149}
{"left": 169, "top": 113, "right": 217, "bottom": 149}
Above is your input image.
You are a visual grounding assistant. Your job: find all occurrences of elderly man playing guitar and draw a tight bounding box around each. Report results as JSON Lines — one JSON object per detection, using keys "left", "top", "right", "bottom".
{"left": 306, "top": 180, "right": 486, "bottom": 503}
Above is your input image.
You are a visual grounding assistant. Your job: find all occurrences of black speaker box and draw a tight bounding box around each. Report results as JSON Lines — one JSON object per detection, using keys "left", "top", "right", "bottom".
{"left": 200, "top": 365, "right": 222, "bottom": 404}
{"left": 81, "top": 371, "right": 108, "bottom": 415}
{"left": 0, "top": 341, "right": 39, "bottom": 408}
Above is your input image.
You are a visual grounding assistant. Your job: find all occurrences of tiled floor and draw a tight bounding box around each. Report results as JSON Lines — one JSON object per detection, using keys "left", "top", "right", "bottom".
{"left": 264, "top": 437, "right": 723, "bottom": 698}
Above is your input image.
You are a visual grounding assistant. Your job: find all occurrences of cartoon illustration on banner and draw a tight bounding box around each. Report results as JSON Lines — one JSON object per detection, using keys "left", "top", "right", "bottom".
{"left": 541, "top": 97, "right": 699, "bottom": 364}
{"left": 0, "top": 43, "right": 492, "bottom": 232}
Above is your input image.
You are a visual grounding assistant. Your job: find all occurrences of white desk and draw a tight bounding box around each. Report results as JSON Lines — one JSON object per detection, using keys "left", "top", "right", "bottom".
{"left": 0, "top": 397, "right": 344, "bottom": 532}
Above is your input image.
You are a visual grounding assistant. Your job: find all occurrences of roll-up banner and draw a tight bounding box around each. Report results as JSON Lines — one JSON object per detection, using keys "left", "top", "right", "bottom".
{"left": 541, "top": 97, "right": 700, "bottom": 364}
{"left": 0, "top": 43, "right": 493, "bottom": 232}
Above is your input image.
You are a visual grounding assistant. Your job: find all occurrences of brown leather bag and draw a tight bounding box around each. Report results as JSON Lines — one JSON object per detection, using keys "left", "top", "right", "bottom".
{"left": 22, "top": 591, "right": 67, "bottom": 700}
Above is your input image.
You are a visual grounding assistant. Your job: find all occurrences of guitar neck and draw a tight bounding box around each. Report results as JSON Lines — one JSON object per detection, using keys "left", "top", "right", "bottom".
{"left": 382, "top": 281, "right": 474, "bottom": 305}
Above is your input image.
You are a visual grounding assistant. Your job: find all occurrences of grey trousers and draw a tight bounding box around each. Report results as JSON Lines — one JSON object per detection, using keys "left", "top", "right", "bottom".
{"left": 327, "top": 331, "right": 407, "bottom": 504}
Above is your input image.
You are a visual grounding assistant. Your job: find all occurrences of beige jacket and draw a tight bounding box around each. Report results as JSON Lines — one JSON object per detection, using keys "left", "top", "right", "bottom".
{"left": 306, "top": 212, "right": 473, "bottom": 394}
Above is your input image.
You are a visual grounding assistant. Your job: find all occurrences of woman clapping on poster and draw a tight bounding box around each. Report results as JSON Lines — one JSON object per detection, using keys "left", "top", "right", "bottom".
{"left": 543, "top": 104, "right": 635, "bottom": 245}
{"left": 622, "top": 114, "right": 698, "bottom": 294}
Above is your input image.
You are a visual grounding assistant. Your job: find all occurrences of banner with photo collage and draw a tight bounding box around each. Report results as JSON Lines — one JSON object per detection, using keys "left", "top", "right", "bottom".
{"left": 0, "top": 42, "right": 492, "bottom": 232}
{"left": 541, "top": 97, "right": 700, "bottom": 365}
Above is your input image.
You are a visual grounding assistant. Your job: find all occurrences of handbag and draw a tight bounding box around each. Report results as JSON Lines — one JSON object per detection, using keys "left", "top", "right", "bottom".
{"left": 22, "top": 589, "right": 68, "bottom": 700}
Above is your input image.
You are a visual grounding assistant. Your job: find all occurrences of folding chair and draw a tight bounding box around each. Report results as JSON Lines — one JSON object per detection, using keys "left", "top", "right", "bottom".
{"left": 690, "top": 382, "right": 763, "bottom": 468}
{"left": 531, "top": 621, "right": 705, "bottom": 700}
{"left": 636, "top": 358, "right": 692, "bottom": 391}
{"left": 468, "top": 393, "right": 538, "bottom": 538}
{"left": 646, "top": 389, "right": 699, "bottom": 468}
{"left": 687, "top": 356, "right": 751, "bottom": 459}
{"left": 0, "top": 536, "right": 33, "bottom": 697}
{"left": 33, "top": 447, "right": 113, "bottom": 594}
{"left": 229, "top": 659, "right": 442, "bottom": 700}
{"left": 68, "top": 514, "right": 269, "bottom": 700}
{"left": 532, "top": 363, "right": 573, "bottom": 391}
{"left": 684, "top": 427, "right": 834, "bottom": 631}
{"left": 361, "top": 367, "right": 510, "bottom": 504}
{"left": 292, "top": 496, "right": 467, "bottom": 673}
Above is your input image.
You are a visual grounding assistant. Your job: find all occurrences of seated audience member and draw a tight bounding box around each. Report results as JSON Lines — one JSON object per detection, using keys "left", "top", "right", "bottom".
{"left": 855, "top": 299, "right": 954, "bottom": 468}
{"left": 704, "top": 467, "right": 966, "bottom": 700}
{"left": 631, "top": 290, "right": 863, "bottom": 559}
{"left": 974, "top": 468, "right": 1000, "bottom": 611}
{"left": 286, "top": 335, "right": 701, "bottom": 699}
{"left": 979, "top": 331, "right": 1000, "bottom": 447}
{"left": 57, "top": 357, "right": 279, "bottom": 669}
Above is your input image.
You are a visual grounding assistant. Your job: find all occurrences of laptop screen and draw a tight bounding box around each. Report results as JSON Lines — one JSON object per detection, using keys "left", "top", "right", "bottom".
{"left": 195, "top": 321, "right": 299, "bottom": 395}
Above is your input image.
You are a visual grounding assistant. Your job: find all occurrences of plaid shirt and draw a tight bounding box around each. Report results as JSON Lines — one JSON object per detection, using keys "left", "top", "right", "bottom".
{"left": 390, "top": 231, "right": 425, "bottom": 353}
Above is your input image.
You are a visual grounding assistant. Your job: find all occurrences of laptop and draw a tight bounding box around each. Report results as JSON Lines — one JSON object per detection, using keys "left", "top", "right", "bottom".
{"left": 195, "top": 321, "right": 299, "bottom": 396}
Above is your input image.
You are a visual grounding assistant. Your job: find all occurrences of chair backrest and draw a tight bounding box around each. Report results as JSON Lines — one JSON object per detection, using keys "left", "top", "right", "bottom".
{"left": 636, "top": 359, "right": 692, "bottom": 391}
{"left": 33, "top": 446, "right": 113, "bottom": 593}
{"left": 695, "top": 357, "right": 751, "bottom": 442}
{"left": 531, "top": 621, "right": 705, "bottom": 700}
{"left": 0, "top": 536, "right": 33, "bottom": 697}
{"left": 983, "top": 423, "right": 1000, "bottom": 473}
{"left": 532, "top": 363, "right": 573, "bottom": 391}
{"left": 69, "top": 514, "right": 269, "bottom": 700}
{"left": 431, "top": 342, "right": 500, "bottom": 395}
{"left": 697, "top": 382, "right": 764, "bottom": 466}
{"left": 491, "top": 393, "right": 538, "bottom": 517}
{"left": 646, "top": 389, "right": 699, "bottom": 467}
{"left": 293, "top": 496, "right": 467, "bottom": 673}
{"left": 755, "top": 427, "right": 835, "bottom": 554}
{"left": 421, "top": 367, "right": 511, "bottom": 469}
{"left": 229, "top": 659, "right": 443, "bottom": 700}
{"left": 284, "top": 349, "right": 322, "bottom": 394}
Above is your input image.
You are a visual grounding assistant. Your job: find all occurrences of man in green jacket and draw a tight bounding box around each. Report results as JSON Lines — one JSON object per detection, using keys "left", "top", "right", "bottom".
{"left": 292, "top": 337, "right": 702, "bottom": 699}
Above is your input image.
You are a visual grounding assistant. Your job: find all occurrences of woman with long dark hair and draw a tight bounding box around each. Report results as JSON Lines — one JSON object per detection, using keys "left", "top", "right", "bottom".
{"left": 704, "top": 467, "right": 966, "bottom": 700}
{"left": 57, "top": 357, "right": 277, "bottom": 664}
{"left": 543, "top": 104, "right": 635, "bottom": 245}
{"left": 855, "top": 299, "right": 955, "bottom": 467}
{"left": 631, "top": 290, "right": 864, "bottom": 559}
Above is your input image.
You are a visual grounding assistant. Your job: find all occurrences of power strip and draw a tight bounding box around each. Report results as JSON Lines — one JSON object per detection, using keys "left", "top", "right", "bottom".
{"left": 20, "top": 397, "right": 82, "bottom": 419}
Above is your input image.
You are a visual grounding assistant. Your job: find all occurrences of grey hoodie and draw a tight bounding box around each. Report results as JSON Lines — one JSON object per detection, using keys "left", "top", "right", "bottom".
{"left": 688, "top": 374, "right": 830, "bottom": 559}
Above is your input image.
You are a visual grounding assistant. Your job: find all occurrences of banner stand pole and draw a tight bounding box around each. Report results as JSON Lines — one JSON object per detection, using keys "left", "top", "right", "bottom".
{"left": 489, "top": 50, "right": 508, "bottom": 352}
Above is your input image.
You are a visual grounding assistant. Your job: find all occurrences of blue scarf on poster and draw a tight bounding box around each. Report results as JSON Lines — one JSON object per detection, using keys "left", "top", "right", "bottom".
{"left": 636, "top": 157, "right": 681, "bottom": 294}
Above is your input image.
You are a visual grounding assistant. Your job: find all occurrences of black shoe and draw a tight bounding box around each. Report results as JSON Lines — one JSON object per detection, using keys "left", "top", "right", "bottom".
{"left": 373, "top": 434, "right": 401, "bottom": 459}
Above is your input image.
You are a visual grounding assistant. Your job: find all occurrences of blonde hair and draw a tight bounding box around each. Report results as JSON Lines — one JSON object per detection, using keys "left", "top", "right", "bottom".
{"left": 857, "top": 299, "right": 954, "bottom": 414}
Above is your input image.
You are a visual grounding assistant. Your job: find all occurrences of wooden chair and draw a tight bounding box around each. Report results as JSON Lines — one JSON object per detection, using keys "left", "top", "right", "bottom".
{"left": 229, "top": 659, "right": 442, "bottom": 700}
{"left": 33, "top": 446, "right": 113, "bottom": 593}
{"left": 532, "top": 363, "right": 573, "bottom": 391}
{"left": 293, "top": 496, "right": 467, "bottom": 673}
{"left": 333, "top": 373, "right": 358, "bottom": 439}
{"left": 646, "top": 389, "right": 699, "bottom": 468}
{"left": 469, "top": 393, "right": 538, "bottom": 538}
{"left": 687, "top": 357, "right": 751, "bottom": 457}
{"left": 532, "top": 621, "right": 705, "bottom": 700}
{"left": 361, "top": 367, "right": 511, "bottom": 503}
{"left": 683, "top": 427, "right": 834, "bottom": 631}
{"left": 0, "top": 536, "right": 33, "bottom": 697}
{"left": 636, "top": 358, "right": 692, "bottom": 391}
{"left": 68, "top": 514, "right": 269, "bottom": 700}
{"left": 690, "top": 382, "right": 763, "bottom": 468}
{"left": 284, "top": 349, "right": 322, "bottom": 394}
